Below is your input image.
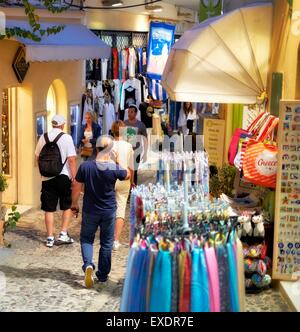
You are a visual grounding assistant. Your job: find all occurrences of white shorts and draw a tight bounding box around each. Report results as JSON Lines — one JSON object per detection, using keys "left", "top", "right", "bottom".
{"left": 115, "top": 179, "right": 131, "bottom": 220}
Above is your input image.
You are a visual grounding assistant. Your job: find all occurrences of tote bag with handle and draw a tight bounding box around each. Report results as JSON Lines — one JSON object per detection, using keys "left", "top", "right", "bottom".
{"left": 234, "top": 113, "right": 274, "bottom": 171}
{"left": 228, "top": 112, "right": 267, "bottom": 166}
{"left": 242, "top": 117, "right": 279, "bottom": 188}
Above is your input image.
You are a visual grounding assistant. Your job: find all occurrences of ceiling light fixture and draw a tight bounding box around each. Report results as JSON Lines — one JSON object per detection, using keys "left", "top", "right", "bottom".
{"left": 145, "top": 4, "right": 163, "bottom": 12}
{"left": 102, "top": 0, "right": 124, "bottom": 7}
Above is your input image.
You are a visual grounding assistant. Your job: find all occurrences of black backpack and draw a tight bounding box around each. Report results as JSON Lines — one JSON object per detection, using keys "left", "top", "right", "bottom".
{"left": 38, "top": 132, "right": 66, "bottom": 177}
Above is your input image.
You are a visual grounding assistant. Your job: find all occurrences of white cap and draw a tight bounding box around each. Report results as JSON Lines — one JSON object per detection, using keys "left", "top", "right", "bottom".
{"left": 51, "top": 115, "right": 66, "bottom": 126}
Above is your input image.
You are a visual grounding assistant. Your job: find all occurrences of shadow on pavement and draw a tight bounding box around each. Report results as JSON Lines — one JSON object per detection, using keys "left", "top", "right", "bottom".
{"left": 0, "top": 264, "right": 121, "bottom": 293}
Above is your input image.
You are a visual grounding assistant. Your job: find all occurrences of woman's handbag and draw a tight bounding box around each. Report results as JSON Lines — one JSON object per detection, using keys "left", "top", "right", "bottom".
{"left": 242, "top": 117, "right": 279, "bottom": 188}
{"left": 80, "top": 146, "right": 93, "bottom": 158}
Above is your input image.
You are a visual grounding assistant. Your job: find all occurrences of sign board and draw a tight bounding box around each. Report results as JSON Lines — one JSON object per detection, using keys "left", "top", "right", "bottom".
{"left": 12, "top": 47, "right": 29, "bottom": 83}
{"left": 204, "top": 118, "right": 225, "bottom": 168}
{"left": 273, "top": 100, "right": 300, "bottom": 280}
{"left": 199, "top": 0, "right": 223, "bottom": 23}
{"left": 147, "top": 22, "right": 175, "bottom": 81}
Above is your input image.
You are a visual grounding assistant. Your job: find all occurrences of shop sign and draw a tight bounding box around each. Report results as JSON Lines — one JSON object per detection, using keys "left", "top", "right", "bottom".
{"left": 203, "top": 118, "right": 225, "bottom": 168}
{"left": 12, "top": 47, "right": 29, "bottom": 83}
{"left": 147, "top": 22, "right": 175, "bottom": 81}
{"left": 199, "top": 0, "right": 223, "bottom": 23}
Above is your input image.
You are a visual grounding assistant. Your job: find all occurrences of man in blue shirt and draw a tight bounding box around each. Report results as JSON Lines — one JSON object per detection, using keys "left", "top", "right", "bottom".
{"left": 71, "top": 135, "right": 130, "bottom": 288}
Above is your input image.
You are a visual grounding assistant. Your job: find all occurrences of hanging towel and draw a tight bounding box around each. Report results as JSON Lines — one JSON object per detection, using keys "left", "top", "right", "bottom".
{"left": 120, "top": 247, "right": 137, "bottom": 312}
{"left": 205, "top": 246, "right": 221, "bottom": 312}
{"left": 130, "top": 249, "right": 150, "bottom": 312}
{"left": 216, "top": 245, "right": 231, "bottom": 312}
{"left": 236, "top": 237, "right": 246, "bottom": 312}
{"left": 180, "top": 251, "right": 191, "bottom": 312}
{"left": 146, "top": 251, "right": 157, "bottom": 312}
{"left": 227, "top": 242, "right": 240, "bottom": 312}
{"left": 171, "top": 251, "right": 179, "bottom": 312}
{"left": 150, "top": 250, "right": 172, "bottom": 312}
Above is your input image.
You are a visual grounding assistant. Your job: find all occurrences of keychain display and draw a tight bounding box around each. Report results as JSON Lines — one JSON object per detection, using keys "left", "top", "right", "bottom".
{"left": 273, "top": 102, "right": 300, "bottom": 279}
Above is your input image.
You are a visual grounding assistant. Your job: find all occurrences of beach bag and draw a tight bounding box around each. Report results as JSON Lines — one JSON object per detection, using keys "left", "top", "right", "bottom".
{"left": 228, "top": 112, "right": 266, "bottom": 166}
{"left": 242, "top": 117, "right": 279, "bottom": 188}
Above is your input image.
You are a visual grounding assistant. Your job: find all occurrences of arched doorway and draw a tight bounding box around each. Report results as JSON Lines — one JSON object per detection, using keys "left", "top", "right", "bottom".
{"left": 46, "top": 84, "right": 56, "bottom": 130}
{"left": 46, "top": 79, "right": 68, "bottom": 131}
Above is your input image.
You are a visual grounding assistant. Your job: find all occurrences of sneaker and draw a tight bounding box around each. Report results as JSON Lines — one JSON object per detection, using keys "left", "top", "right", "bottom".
{"left": 46, "top": 237, "right": 55, "bottom": 248}
{"left": 84, "top": 265, "right": 94, "bottom": 289}
{"left": 56, "top": 232, "right": 74, "bottom": 245}
{"left": 113, "top": 241, "right": 121, "bottom": 251}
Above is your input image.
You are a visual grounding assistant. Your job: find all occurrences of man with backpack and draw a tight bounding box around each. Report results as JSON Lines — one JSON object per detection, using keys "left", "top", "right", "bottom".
{"left": 35, "top": 115, "right": 77, "bottom": 248}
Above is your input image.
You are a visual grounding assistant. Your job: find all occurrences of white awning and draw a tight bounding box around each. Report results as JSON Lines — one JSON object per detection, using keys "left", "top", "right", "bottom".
{"left": 6, "top": 20, "right": 111, "bottom": 62}
{"left": 161, "top": 3, "right": 273, "bottom": 104}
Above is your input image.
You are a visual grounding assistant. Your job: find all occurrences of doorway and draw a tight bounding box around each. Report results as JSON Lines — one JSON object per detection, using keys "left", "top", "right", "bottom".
{"left": 46, "top": 84, "right": 57, "bottom": 130}
{"left": 46, "top": 80, "right": 68, "bottom": 132}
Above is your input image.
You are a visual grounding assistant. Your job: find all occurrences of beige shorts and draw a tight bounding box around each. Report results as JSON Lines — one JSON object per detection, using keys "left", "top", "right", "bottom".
{"left": 115, "top": 179, "right": 131, "bottom": 220}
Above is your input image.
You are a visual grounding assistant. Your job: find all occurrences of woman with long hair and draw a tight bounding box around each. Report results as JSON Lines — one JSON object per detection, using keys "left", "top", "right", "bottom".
{"left": 78, "top": 111, "right": 101, "bottom": 160}
{"left": 177, "top": 102, "right": 197, "bottom": 135}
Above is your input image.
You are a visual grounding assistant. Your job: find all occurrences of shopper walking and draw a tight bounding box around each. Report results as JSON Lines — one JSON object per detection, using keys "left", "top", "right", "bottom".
{"left": 178, "top": 102, "right": 197, "bottom": 135}
{"left": 110, "top": 120, "right": 134, "bottom": 251}
{"left": 78, "top": 111, "right": 101, "bottom": 160}
{"left": 124, "top": 104, "right": 148, "bottom": 185}
{"left": 71, "top": 136, "right": 130, "bottom": 288}
{"left": 35, "top": 115, "right": 77, "bottom": 248}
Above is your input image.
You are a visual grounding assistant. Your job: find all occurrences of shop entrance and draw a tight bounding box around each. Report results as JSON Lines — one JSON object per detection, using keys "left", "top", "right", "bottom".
{"left": 46, "top": 84, "right": 57, "bottom": 130}
{"left": 2, "top": 88, "right": 18, "bottom": 204}
{"left": 46, "top": 80, "right": 68, "bottom": 132}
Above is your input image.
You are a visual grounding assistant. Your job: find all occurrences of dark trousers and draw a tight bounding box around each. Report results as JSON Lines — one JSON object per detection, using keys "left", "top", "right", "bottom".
{"left": 134, "top": 154, "right": 141, "bottom": 185}
{"left": 80, "top": 211, "right": 116, "bottom": 282}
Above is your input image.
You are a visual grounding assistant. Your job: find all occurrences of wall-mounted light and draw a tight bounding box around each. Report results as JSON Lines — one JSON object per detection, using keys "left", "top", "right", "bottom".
{"left": 102, "top": 0, "right": 124, "bottom": 7}
{"left": 145, "top": 4, "right": 163, "bottom": 12}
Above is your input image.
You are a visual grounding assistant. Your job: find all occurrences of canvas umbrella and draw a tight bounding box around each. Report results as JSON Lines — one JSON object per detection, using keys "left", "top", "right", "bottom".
{"left": 161, "top": 3, "right": 273, "bottom": 104}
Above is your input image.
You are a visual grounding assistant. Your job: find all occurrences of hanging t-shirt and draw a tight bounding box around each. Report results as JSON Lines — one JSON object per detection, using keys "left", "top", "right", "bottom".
{"left": 142, "top": 47, "right": 147, "bottom": 73}
{"left": 101, "top": 59, "right": 108, "bottom": 81}
{"left": 119, "top": 50, "right": 123, "bottom": 81}
{"left": 122, "top": 49, "right": 128, "bottom": 82}
{"left": 113, "top": 79, "right": 122, "bottom": 117}
{"left": 120, "top": 78, "right": 142, "bottom": 111}
{"left": 138, "top": 48, "right": 143, "bottom": 74}
{"left": 128, "top": 47, "right": 137, "bottom": 78}
{"left": 137, "top": 75, "right": 149, "bottom": 102}
{"left": 139, "top": 102, "right": 153, "bottom": 128}
{"left": 102, "top": 102, "right": 116, "bottom": 135}
{"left": 93, "top": 59, "right": 101, "bottom": 81}
{"left": 149, "top": 79, "right": 168, "bottom": 102}
{"left": 112, "top": 48, "right": 119, "bottom": 80}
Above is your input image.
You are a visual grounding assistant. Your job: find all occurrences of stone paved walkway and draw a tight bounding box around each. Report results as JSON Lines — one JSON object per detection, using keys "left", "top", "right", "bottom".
{"left": 0, "top": 170, "right": 292, "bottom": 312}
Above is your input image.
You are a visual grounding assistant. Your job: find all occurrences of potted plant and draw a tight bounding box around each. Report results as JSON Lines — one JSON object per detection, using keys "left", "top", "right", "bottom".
{"left": 209, "top": 164, "right": 237, "bottom": 198}
{"left": 0, "top": 174, "right": 21, "bottom": 247}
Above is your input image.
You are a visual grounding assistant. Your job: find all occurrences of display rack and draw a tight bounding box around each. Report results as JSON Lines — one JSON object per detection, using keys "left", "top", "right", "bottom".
{"left": 273, "top": 100, "right": 300, "bottom": 280}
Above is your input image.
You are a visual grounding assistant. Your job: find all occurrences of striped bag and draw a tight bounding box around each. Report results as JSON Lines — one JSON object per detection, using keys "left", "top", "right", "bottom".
{"left": 242, "top": 117, "right": 279, "bottom": 188}
{"left": 236, "top": 115, "right": 276, "bottom": 171}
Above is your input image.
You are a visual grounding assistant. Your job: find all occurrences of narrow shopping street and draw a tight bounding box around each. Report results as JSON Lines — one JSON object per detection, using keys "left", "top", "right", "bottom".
{"left": 0, "top": 170, "right": 291, "bottom": 312}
